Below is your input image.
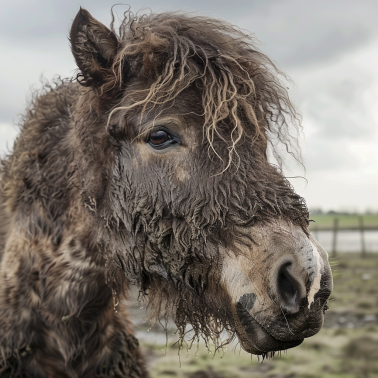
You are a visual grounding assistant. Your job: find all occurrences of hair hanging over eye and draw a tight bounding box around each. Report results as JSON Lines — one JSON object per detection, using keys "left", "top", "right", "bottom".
{"left": 101, "top": 8, "right": 302, "bottom": 171}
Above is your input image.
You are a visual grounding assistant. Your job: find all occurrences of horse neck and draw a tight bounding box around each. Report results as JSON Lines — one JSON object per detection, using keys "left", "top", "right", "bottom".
{"left": 0, "top": 196, "right": 146, "bottom": 377}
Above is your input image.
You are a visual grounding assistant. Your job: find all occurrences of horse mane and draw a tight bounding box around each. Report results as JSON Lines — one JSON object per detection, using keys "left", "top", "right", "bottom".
{"left": 86, "top": 9, "right": 303, "bottom": 171}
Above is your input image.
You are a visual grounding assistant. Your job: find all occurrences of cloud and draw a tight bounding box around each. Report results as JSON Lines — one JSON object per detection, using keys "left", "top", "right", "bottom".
{"left": 235, "top": 0, "right": 378, "bottom": 69}
{"left": 300, "top": 74, "right": 374, "bottom": 141}
{"left": 280, "top": 25, "right": 371, "bottom": 68}
{"left": 0, "top": 45, "right": 74, "bottom": 125}
{"left": 0, "top": 123, "right": 19, "bottom": 156}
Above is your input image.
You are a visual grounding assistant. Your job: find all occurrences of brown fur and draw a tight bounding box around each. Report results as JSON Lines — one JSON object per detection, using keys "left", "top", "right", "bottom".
{"left": 0, "top": 7, "right": 330, "bottom": 378}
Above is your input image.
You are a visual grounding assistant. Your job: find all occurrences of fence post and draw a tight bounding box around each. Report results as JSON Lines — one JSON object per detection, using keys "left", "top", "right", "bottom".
{"left": 332, "top": 218, "right": 338, "bottom": 258}
{"left": 359, "top": 216, "right": 366, "bottom": 258}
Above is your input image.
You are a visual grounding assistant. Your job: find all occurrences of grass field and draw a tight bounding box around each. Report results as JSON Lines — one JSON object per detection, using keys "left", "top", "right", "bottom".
{"left": 131, "top": 253, "right": 378, "bottom": 378}
{"left": 309, "top": 214, "right": 378, "bottom": 230}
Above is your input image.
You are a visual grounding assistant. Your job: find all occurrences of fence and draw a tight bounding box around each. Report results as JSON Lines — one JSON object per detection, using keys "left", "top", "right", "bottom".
{"left": 310, "top": 216, "right": 378, "bottom": 257}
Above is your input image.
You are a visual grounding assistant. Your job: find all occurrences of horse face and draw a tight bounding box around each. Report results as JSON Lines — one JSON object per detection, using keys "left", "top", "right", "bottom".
{"left": 70, "top": 8, "right": 332, "bottom": 355}
{"left": 104, "top": 89, "right": 332, "bottom": 355}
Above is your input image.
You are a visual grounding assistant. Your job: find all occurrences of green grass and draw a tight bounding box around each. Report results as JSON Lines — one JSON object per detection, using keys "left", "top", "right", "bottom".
{"left": 309, "top": 214, "right": 378, "bottom": 230}
{"left": 138, "top": 254, "right": 378, "bottom": 378}
{"left": 328, "top": 253, "right": 378, "bottom": 314}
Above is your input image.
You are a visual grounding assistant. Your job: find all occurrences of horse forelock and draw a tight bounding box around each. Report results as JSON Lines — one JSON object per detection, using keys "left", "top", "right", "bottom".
{"left": 89, "top": 10, "right": 303, "bottom": 171}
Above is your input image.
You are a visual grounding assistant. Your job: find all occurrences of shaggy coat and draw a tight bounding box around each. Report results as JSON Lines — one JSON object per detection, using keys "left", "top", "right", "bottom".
{"left": 0, "top": 8, "right": 332, "bottom": 378}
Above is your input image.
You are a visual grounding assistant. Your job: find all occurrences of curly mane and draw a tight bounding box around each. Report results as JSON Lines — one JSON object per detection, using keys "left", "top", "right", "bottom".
{"left": 91, "top": 9, "right": 303, "bottom": 170}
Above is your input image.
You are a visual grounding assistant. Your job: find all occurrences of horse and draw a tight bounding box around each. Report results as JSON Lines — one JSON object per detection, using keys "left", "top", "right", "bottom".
{"left": 0, "top": 8, "right": 332, "bottom": 377}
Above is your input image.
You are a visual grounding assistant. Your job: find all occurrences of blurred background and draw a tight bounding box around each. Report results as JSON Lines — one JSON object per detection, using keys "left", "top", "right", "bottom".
{"left": 1, "top": 1, "right": 377, "bottom": 377}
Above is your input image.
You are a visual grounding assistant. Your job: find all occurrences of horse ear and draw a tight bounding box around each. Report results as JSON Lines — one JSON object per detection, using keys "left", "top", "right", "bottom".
{"left": 70, "top": 8, "right": 119, "bottom": 86}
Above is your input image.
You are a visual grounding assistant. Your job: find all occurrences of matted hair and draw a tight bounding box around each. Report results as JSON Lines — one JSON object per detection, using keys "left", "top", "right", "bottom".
{"left": 99, "top": 9, "right": 302, "bottom": 170}
{"left": 72, "top": 9, "right": 309, "bottom": 354}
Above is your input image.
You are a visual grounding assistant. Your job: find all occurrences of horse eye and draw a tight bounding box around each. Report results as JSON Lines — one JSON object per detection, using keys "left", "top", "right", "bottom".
{"left": 148, "top": 130, "right": 172, "bottom": 148}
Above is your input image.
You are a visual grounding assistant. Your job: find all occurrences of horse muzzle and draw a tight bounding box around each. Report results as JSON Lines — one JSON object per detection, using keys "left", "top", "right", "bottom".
{"left": 220, "top": 221, "right": 333, "bottom": 355}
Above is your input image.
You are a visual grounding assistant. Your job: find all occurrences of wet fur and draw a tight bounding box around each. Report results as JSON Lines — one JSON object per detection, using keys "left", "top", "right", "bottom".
{"left": 0, "top": 81, "right": 148, "bottom": 377}
{"left": 0, "top": 8, "right": 310, "bottom": 377}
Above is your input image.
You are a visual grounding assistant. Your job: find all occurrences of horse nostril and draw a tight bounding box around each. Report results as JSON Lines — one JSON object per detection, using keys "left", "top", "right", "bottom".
{"left": 277, "top": 263, "right": 298, "bottom": 308}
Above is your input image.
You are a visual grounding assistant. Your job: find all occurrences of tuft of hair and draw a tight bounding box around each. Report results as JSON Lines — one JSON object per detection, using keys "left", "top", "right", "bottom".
{"left": 104, "top": 9, "right": 302, "bottom": 170}
{"left": 144, "top": 276, "right": 236, "bottom": 354}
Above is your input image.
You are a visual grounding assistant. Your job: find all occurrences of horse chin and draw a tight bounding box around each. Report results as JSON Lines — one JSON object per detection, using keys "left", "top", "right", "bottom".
{"left": 234, "top": 305, "right": 304, "bottom": 355}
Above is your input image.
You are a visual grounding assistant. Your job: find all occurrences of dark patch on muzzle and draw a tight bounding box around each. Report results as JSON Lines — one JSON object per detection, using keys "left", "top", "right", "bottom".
{"left": 238, "top": 293, "right": 256, "bottom": 312}
{"left": 235, "top": 299, "right": 303, "bottom": 354}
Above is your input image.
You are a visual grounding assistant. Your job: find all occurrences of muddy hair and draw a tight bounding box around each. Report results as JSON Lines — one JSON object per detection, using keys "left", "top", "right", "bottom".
{"left": 99, "top": 9, "right": 302, "bottom": 170}
{"left": 71, "top": 9, "right": 310, "bottom": 353}
{"left": 146, "top": 276, "right": 237, "bottom": 354}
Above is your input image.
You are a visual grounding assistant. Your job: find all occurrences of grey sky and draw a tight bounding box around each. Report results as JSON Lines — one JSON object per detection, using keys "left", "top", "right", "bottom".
{"left": 1, "top": 0, "right": 377, "bottom": 211}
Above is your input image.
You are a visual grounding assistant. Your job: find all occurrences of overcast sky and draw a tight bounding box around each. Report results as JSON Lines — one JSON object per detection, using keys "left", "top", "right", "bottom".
{"left": 1, "top": 0, "right": 377, "bottom": 212}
